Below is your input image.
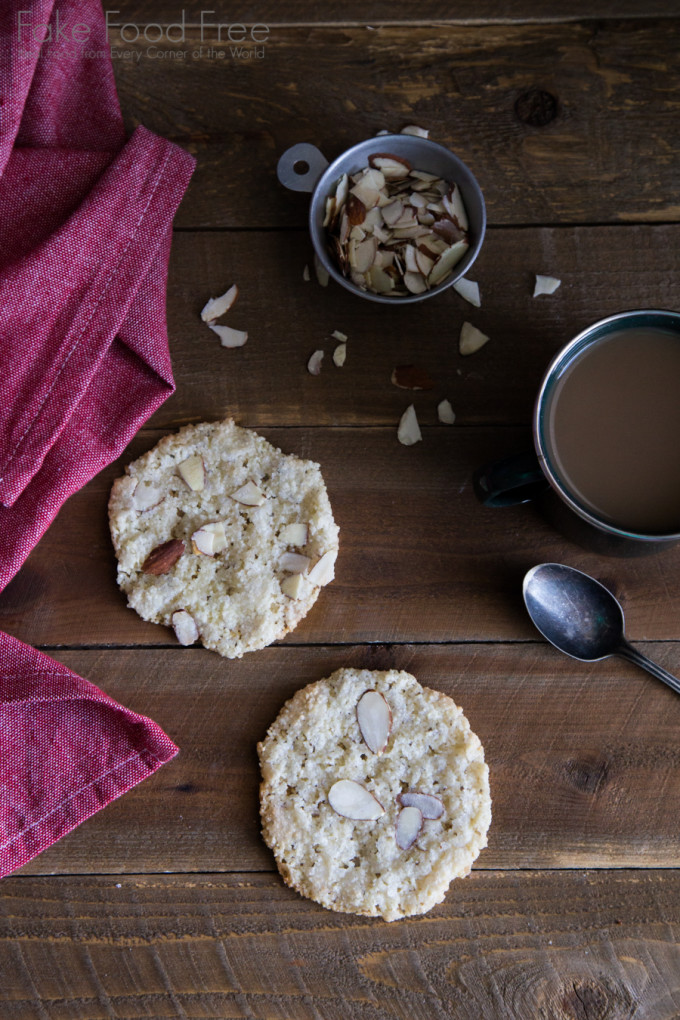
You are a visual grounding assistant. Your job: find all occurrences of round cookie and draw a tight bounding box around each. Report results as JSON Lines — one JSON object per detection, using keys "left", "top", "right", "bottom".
{"left": 108, "top": 420, "right": 339, "bottom": 659}
{"left": 258, "top": 668, "right": 491, "bottom": 921}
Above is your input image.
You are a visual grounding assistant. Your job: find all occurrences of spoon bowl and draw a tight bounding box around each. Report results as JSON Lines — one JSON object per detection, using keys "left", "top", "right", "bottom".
{"left": 523, "top": 563, "right": 680, "bottom": 696}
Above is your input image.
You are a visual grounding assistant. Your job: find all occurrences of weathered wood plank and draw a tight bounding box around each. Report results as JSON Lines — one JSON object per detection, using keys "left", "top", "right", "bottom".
{"left": 1, "top": 871, "right": 679, "bottom": 1019}
{"left": 154, "top": 225, "right": 680, "bottom": 430}
{"left": 4, "top": 427, "right": 680, "bottom": 646}
{"left": 112, "top": 1, "right": 680, "bottom": 23}
{"left": 110, "top": 22, "right": 680, "bottom": 228}
{"left": 9, "top": 643, "right": 680, "bottom": 875}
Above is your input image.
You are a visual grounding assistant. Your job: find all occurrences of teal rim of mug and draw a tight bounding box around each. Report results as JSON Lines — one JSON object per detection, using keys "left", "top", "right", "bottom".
{"left": 533, "top": 308, "right": 680, "bottom": 543}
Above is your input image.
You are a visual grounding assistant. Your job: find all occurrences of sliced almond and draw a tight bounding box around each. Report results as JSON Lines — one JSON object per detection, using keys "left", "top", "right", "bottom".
{"left": 328, "top": 780, "right": 384, "bottom": 820}
{"left": 131, "top": 481, "right": 164, "bottom": 512}
{"left": 432, "top": 218, "right": 465, "bottom": 245}
{"left": 391, "top": 364, "right": 434, "bottom": 390}
{"left": 230, "top": 480, "right": 266, "bottom": 506}
{"left": 357, "top": 690, "right": 392, "bottom": 753}
{"left": 142, "top": 539, "right": 185, "bottom": 576}
{"left": 307, "top": 549, "right": 336, "bottom": 587}
{"left": 177, "top": 455, "right": 205, "bottom": 492}
{"left": 331, "top": 329, "right": 348, "bottom": 341}
{"left": 200, "top": 284, "right": 238, "bottom": 323}
{"left": 307, "top": 349, "right": 324, "bottom": 375}
{"left": 349, "top": 237, "right": 378, "bottom": 274}
{"left": 333, "top": 342, "right": 347, "bottom": 367}
{"left": 397, "top": 404, "right": 422, "bottom": 446}
{"left": 366, "top": 265, "right": 395, "bottom": 293}
{"left": 280, "top": 522, "right": 308, "bottom": 546}
{"left": 278, "top": 551, "right": 312, "bottom": 574}
{"left": 192, "top": 521, "right": 227, "bottom": 556}
{"left": 281, "top": 572, "right": 308, "bottom": 600}
{"left": 347, "top": 192, "right": 367, "bottom": 226}
{"left": 400, "top": 124, "right": 429, "bottom": 138}
{"left": 404, "top": 271, "right": 427, "bottom": 294}
{"left": 443, "top": 184, "right": 469, "bottom": 231}
{"left": 303, "top": 264, "right": 310, "bottom": 282}
{"left": 368, "top": 152, "right": 412, "bottom": 179}
{"left": 209, "top": 323, "right": 248, "bottom": 348}
{"left": 398, "top": 791, "right": 445, "bottom": 819}
{"left": 381, "top": 198, "right": 405, "bottom": 226}
{"left": 415, "top": 248, "right": 434, "bottom": 276}
{"left": 428, "top": 240, "right": 469, "bottom": 287}
{"left": 453, "top": 277, "right": 481, "bottom": 307}
{"left": 437, "top": 398, "right": 456, "bottom": 424}
{"left": 459, "top": 321, "right": 490, "bottom": 356}
{"left": 533, "top": 274, "right": 561, "bottom": 296}
{"left": 395, "top": 806, "right": 424, "bottom": 849}
{"left": 172, "top": 609, "right": 198, "bottom": 646}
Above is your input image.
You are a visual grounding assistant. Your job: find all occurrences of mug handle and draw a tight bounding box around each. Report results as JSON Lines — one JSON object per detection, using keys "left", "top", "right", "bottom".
{"left": 277, "top": 143, "right": 329, "bottom": 193}
{"left": 473, "top": 451, "right": 550, "bottom": 507}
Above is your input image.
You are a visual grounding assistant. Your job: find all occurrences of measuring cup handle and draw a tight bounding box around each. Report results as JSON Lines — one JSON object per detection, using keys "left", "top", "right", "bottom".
{"left": 277, "top": 143, "right": 329, "bottom": 193}
{"left": 473, "top": 451, "right": 549, "bottom": 507}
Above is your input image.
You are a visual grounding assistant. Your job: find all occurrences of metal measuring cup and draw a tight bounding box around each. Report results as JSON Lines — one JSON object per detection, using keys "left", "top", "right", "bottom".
{"left": 277, "top": 135, "right": 486, "bottom": 304}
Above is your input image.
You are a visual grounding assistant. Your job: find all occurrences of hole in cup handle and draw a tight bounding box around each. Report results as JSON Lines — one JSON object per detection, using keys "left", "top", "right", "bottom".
{"left": 473, "top": 451, "right": 550, "bottom": 507}
{"left": 277, "top": 143, "right": 329, "bottom": 193}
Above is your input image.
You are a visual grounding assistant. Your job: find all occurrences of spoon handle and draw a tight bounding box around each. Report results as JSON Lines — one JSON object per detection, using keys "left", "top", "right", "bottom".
{"left": 617, "top": 641, "right": 680, "bottom": 697}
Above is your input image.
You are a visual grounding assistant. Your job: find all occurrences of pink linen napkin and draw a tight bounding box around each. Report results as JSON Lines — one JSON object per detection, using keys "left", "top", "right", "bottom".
{"left": 0, "top": 0, "right": 195, "bottom": 876}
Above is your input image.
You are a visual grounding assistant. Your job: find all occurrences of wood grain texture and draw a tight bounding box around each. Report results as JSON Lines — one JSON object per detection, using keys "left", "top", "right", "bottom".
{"left": 1, "top": 871, "right": 679, "bottom": 1019}
{"left": 9, "top": 643, "right": 680, "bottom": 875}
{"left": 4, "top": 427, "right": 680, "bottom": 647}
{"left": 110, "top": 22, "right": 680, "bottom": 228}
{"left": 114, "top": 1, "right": 680, "bottom": 23}
{"left": 153, "top": 225, "right": 680, "bottom": 429}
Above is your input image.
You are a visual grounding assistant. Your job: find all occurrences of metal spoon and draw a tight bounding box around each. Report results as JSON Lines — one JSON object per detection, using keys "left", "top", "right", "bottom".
{"left": 523, "top": 562, "right": 680, "bottom": 696}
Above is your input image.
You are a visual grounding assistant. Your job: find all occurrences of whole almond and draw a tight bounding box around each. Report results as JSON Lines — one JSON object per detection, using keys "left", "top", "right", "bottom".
{"left": 142, "top": 539, "right": 185, "bottom": 575}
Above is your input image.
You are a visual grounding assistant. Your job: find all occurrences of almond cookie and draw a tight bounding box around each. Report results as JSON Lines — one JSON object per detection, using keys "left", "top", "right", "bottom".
{"left": 108, "top": 420, "right": 339, "bottom": 658}
{"left": 258, "top": 668, "right": 491, "bottom": 921}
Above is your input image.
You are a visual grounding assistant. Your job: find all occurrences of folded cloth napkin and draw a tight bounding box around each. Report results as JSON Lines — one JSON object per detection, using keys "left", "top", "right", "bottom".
{"left": 0, "top": 0, "right": 195, "bottom": 877}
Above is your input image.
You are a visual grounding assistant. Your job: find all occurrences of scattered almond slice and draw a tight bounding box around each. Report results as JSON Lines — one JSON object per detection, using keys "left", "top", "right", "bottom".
{"left": 307, "top": 550, "right": 335, "bottom": 586}
{"left": 453, "top": 278, "right": 481, "bottom": 307}
{"left": 400, "top": 124, "right": 429, "bottom": 138}
{"left": 177, "top": 455, "right": 205, "bottom": 492}
{"left": 307, "top": 350, "right": 324, "bottom": 375}
{"left": 278, "top": 551, "right": 312, "bottom": 574}
{"left": 314, "top": 253, "right": 329, "bottom": 287}
{"left": 533, "top": 274, "right": 561, "bottom": 297}
{"left": 437, "top": 398, "right": 456, "bottom": 424}
{"left": 398, "top": 791, "right": 445, "bottom": 819}
{"left": 395, "top": 806, "right": 424, "bottom": 849}
{"left": 172, "top": 610, "right": 198, "bottom": 646}
{"left": 333, "top": 343, "right": 347, "bottom": 367}
{"left": 391, "top": 364, "right": 434, "bottom": 390}
{"left": 192, "top": 521, "right": 227, "bottom": 556}
{"left": 328, "top": 780, "right": 384, "bottom": 820}
{"left": 375, "top": 128, "right": 389, "bottom": 136}
{"left": 397, "top": 404, "right": 422, "bottom": 446}
{"left": 142, "top": 539, "right": 185, "bottom": 576}
{"left": 131, "top": 480, "right": 164, "bottom": 512}
{"left": 303, "top": 264, "right": 310, "bottom": 282}
{"left": 209, "top": 323, "right": 248, "bottom": 348}
{"left": 357, "top": 690, "right": 392, "bottom": 753}
{"left": 281, "top": 572, "right": 308, "bottom": 600}
{"left": 459, "top": 321, "right": 490, "bottom": 356}
{"left": 229, "top": 480, "right": 266, "bottom": 506}
{"left": 331, "top": 330, "right": 348, "bottom": 341}
{"left": 200, "top": 284, "right": 238, "bottom": 323}
{"left": 280, "top": 522, "right": 308, "bottom": 546}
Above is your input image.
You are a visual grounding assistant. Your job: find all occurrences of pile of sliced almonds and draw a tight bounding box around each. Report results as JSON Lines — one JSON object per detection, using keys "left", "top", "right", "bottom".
{"left": 324, "top": 154, "right": 470, "bottom": 297}
{"left": 327, "top": 689, "right": 445, "bottom": 852}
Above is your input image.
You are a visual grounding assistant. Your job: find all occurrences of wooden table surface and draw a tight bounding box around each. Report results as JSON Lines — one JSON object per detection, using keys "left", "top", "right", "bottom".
{"left": 3, "top": 3, "right": 680, "bottom": 1018}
